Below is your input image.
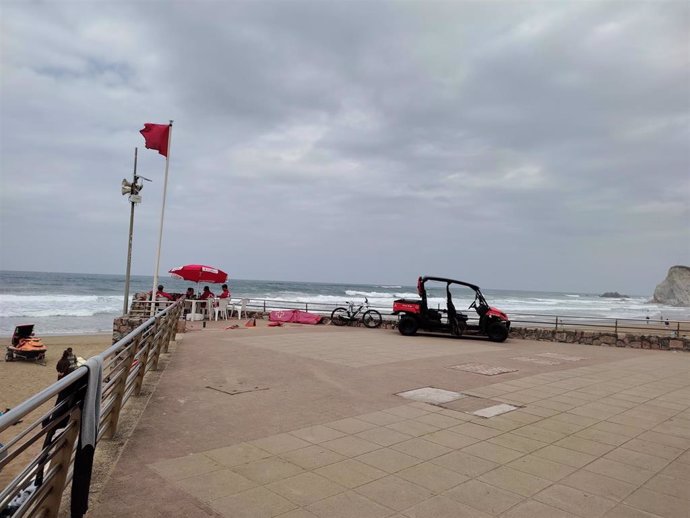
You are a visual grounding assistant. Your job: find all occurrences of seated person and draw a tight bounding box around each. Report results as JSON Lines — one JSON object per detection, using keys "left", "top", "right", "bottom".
{"left": 199, "top": 286, "right": 215, "bottom": 301}
{"left": 156, "top": 285, "right": 174, "bottom": 301}
{"left": 185, "top": 287, "right": 196, "bottom": 299}
{"left": 218, "top": 284, "right": 231, "bottom": 299}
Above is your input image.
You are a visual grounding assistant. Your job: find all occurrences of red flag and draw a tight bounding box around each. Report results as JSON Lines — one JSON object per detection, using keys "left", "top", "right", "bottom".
{"left": 140, "top": 123, "right": 170, "bottom": 157}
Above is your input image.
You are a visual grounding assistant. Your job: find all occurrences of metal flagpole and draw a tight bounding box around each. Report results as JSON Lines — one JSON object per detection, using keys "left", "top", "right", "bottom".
{"left": 150, "top": 120, "right": 173, "bottom": 316}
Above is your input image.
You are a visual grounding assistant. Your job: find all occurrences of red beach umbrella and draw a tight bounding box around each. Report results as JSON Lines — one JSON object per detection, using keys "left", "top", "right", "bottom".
{"left": 168, "top": 264, "right": 228, "bottom": 284}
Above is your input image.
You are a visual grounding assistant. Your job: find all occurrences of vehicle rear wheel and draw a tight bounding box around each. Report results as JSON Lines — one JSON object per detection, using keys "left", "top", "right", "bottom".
{"left": 362, "top": 310, "right": 382, "bottom": 328}
{"left": 398, "top": 315, "right": 419, "bottom": 336}
{"left": 487, "top": 321, "right": 509, "bottom": 342}
{"left": 330, "top": 307, "right": 349, "bottom": 326}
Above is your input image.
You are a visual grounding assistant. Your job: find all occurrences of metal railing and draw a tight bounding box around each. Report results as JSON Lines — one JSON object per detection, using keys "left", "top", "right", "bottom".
{"left": 0, "top": 300, "right": 183, "bottom": 518}
{"left": 208, "top": 296, "right": 689, "bottom": 337}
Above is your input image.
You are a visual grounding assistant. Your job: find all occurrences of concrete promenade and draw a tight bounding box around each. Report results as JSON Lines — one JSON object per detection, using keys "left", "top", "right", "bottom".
{"left": 93, "top": 321, "right": 690, "bottom": 518}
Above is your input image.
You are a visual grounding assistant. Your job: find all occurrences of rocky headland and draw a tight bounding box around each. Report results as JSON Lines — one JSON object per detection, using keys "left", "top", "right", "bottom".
{"left": 653, "top": 265, "right": 690, "bottom": 306}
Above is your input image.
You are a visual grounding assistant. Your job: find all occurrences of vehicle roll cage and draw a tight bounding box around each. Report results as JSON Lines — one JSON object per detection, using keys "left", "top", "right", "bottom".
{"left": 417, "top": 276, "right": 488, "bottom": 309}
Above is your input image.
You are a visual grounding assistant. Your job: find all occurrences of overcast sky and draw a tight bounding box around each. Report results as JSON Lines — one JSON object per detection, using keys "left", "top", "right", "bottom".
{"left": 1, "top": 0, "right": 688, "bottom": 294}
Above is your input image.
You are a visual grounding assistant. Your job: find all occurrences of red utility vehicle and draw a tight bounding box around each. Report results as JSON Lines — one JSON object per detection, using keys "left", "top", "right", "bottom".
{"left": 393, "top": 276, "right": 510, "bottom": 342}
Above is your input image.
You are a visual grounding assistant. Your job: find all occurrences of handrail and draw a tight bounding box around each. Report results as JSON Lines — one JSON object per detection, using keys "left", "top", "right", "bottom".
{"left": 0, "top": 300, "right": 184, "bottom": 518}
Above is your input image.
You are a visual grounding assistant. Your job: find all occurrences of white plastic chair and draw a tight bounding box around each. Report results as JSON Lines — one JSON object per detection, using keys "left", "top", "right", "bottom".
{"left": 214, "top": 298, "right": 229, "bottom": 321}
{"left": 231, "top": 298, "right": 248, "bottom": 320}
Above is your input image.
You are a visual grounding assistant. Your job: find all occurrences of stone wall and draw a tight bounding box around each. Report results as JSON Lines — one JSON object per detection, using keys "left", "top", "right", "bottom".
{"left": 509, "top": 326, "right": 690, "bottom": 351}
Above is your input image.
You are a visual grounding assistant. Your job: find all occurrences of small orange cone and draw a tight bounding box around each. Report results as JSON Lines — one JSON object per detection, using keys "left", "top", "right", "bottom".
{"left": 245, "top": 318, "right": 256, "bottom": 327}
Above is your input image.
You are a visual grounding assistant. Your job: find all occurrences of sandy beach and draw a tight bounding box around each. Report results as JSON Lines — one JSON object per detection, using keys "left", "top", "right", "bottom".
{"left": 0, "top": 333, "right": 112, "bottom": 411}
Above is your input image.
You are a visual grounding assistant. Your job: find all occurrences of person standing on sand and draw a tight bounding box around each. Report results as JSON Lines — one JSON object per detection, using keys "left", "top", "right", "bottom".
{"left": 56, "top": 348, "right": 76, "bottom": 380}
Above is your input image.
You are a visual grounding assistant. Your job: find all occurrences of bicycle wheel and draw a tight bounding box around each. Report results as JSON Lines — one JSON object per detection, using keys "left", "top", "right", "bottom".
{"left": 330, "top": 307, "right": 349, "bottom": 326}
{"left": 362, "top": 309, "right": 382, "bottom": 328}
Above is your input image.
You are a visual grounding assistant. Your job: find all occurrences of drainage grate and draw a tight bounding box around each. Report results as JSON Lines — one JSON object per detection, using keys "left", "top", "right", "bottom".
{"left": 536, "top": 353, "right": 587, "bottom": 362}
{"left": 511, "top": 356, "right": 562, "bottom": 366}
{"left": 449, "top": 363, "right": 518, "bottom": 376}
{"left": 396, "top": 387, "right": 465, "bottom": 404}
{"left": 472, "top": 403, "right": 520, "bottom": 418}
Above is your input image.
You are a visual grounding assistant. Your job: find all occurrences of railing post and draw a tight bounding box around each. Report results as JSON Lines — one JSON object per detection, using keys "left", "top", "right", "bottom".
{"left": 614, "top": 319, "right": 618, "bottom": 337}
{"left": 555, "top": 316, "right": 559, "bottom": 331}
{"left": 152, "top": 316, "right": 163, "bottom": 371}
{"left": 263, "top": 300, "right": 266, "bottom": 312}
{"left": 41, "top": 409, "right": 81, "bottom": 518}
{"left": 135, "top": 333, "right": 151, "bottom": 396}
{"left": 305, "top": 303, "right": 308, "bottom": 311}
{"left": 107, "top": 338, "right": 139, "bottom": 439}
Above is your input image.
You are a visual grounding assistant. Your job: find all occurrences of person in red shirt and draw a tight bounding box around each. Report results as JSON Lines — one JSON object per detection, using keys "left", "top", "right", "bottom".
{"left": 199, "top": 286, "right": 215, "bottom": 300}
{"left": 218, "top": 284, "right": 231, "bottom": 299}
{"left": 156, "top": 285, "right": 174, "bottom": 300}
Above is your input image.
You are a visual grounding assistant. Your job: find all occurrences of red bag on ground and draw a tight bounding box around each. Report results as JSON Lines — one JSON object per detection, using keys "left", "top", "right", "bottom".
{"left": 269, "top": 309, "right": 322, "bottom": 325}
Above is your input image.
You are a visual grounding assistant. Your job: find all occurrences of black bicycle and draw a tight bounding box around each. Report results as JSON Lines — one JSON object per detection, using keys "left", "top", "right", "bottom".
{"left": 331, "top": 298, "right": 383, "bottom": 328}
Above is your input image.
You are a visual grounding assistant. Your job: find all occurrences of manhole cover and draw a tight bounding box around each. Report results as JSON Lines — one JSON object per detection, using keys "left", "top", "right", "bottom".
{"left": 472, "top": 403, "right": 519, "bottom": 418}
{"left": 441, "top": 396, "right": 505, "bottom": 413}
{"left": 511, "top": 356, "right": 562, "bottom": 366}
{"left": 396, "top": 387, "right": 464, "bottom": 404}
{"left": 449, "top": 363, "right": 518, "bottom": 376}
{"left": 536, "top": 353, "right": 587, "bottom": 362}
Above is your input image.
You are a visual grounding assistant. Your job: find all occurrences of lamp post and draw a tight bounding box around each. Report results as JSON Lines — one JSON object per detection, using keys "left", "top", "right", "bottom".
{"left": 121, "top": 148, "right": 150, "bottom": 315}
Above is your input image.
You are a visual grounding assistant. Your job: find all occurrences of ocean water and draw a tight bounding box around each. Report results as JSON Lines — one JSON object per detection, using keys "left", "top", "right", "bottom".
{"left": 0, "top": 270, "right": 688, "bottom": 336}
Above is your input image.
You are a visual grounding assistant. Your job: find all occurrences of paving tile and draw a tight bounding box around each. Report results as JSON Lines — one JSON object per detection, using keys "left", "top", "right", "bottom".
{"left": 355, "top": 475, "right": 434, "bottom": 511}
{"left": 622, "top": 437, "right": 685, "bottom": 460}
{"left": 602, "top": 505, "right": 660, "bottom": 518}
{"left": 407, "top": 402, "right": 445, "bottom": 413}
{"left": 386, "top": 419, "right": 440, "bottom": 437}
{"left": 603, "top": 447, "right": 670, "bottom": 472}
{"left": 501, "top": 499, "right": 579, "bottom": 518}
{"left": 357, "top": 411, "right": 408, "bottom": 426}
{"left": 522, "top": 405, "right": 566, "bottom": 417}
{"left": 477, "top": 416, "right": 525, "bottom": 432}
{"left": 461, "top": 441, "right": 525, "bottom": 464}
{"left": 487, "top": 433, "right": 548, "bottom": 453}
{"left": 624, "top": 487, "right": 689, "bottom": 518}
{"left": 560, "top": 470, "right": 636, "bottom": 501}
{"left": 449, "top": 422, "right": 502, "bottom": 440}
{"left": 149, "top": 453, "right": 222, "bottom": 480}
{"left": 315, "top": 459, "right": 387, "bottom": 489}
{"left": 661, "top": 461, "right": 690, "bottom": 483}
{"left": 289, "top": 425, "right": 347, "bottom": 444}
{"left": 637, "top": 430, "right": 690, "bottom": 450}
{"left": 211, "top": 486, "right": 297, "bottom": 518}
{"left": 275, "top": 510, "right": 319, "bottom": 518}
{"left": 555, "top": 436, "right": 616, "bottom": 456}
{"left": 326, "top": 417, "right": 378, "bottom": 434}
{"left": 532, "top": 445, "right": 597, "bottom": 468}
{"left": 306, "top": 490, "right": 394, "bottom": 518}
{"left": 430, "top": 450, "right": 499, "bottom": 478}
{"left": 401, "top": 495, "right": 492, "bottom": 518}
{"left": 414, "top": 412, "right": 463, "bottom": 429}
{"left": 584, "top": 458, "right": 656, "bottom": 486}
{"left": 511, "top": 425, "right": 567, "bottom": 444}
{"left": 574, "top": 428, "right": 629, "bottom": 447}
{"left": 444, "top": 479, "right": 524, "bottom": 515}
{"left": 508, "top": 454, "right": 577, "bottom": 481}
{"left": 231, "top": 457, "right": 304, "bottom": 484}
{"left": 397, "top": 461, "right": 469, "bottom": 493}
{"left": 390, "top": 438, "right": 451, "bottom": 460}
{"left": 643, "top": 473, "right": 690, "bottom": 501}
{"left": 589, "top": 421, "right": 646, "bottom": 438}
{"left": 279, "top": 445, "right": 346, "bottom": 470}
{"left": 174, "top": 468, "right": 257, "bottom": 502}
{"left": 267, "top": 472, "right": 345, "bottom": 506}
{"left": 383, "top": 405, "right": 433, "bottom": 419}
{"left": 534, "top": 484, "right": 617, "bottom": 517}
{"left": 355, "top": 448, "right": 425, "bottom": 473}
{"left": 321, "top": 435, "right": 381, "bottom": 457}
{"left": 537, "top": 418, "right": 589, "bottom": 435}
{"left": 479, "top": 466, "right": 551, "bottom": 497}
{"left": 355, "top": 427, "right": 413, "bottom": 447}
{"left": 437, "top": 408, "right": 475, "bottom": 421}
{"left": 250, "top": 433, "right": 313, "bottom": 454}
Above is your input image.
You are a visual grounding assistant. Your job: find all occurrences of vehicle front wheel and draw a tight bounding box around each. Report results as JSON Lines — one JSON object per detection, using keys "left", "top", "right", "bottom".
{"left": 398, "top": 315, "right": 419, "bottom": 336}
{"left": 362, "top": 310, "right": 382, "bottom": 328}
{"left": 330, "top": 307, "right": 349, "bottom": 326}
{"left": 487, "top": 321, "right": 509, "bottom": 342}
